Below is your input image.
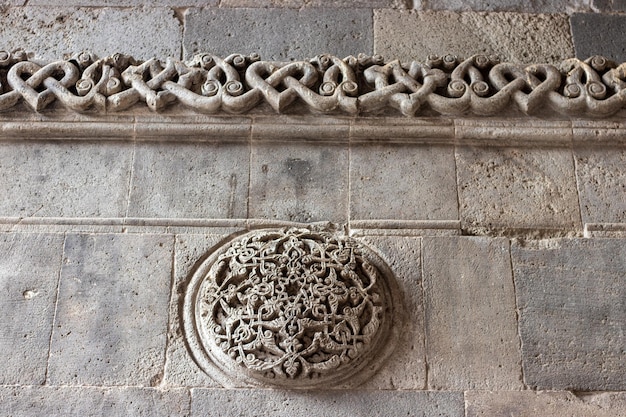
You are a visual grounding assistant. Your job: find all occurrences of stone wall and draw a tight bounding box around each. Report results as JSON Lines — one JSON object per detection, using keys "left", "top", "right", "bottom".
{"left": 1, "top": 2, "right": 626, "bottom": 416}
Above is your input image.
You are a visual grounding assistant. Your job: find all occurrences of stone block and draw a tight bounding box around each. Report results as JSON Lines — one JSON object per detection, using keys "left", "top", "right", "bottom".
{"left": 248, "top": 143, "right": 348, "bottom": 223}
{"left": 456, "top": 146, "right": 580, "bottom": 231}
{"left": 127, "top": 142, "right": 249, "bottom": 220}
{"left": 350, "top": 144, "right": 458, "bottom": 221}
{"left": 0, "top": 7, "right": 182, "bottom": 61}
{"left": 359, "top": 236, "right": 426, "bottom": 389}
{"left": 183, "top": 8, "right": 373, "bottom": 60}
{"left": 0, "top": 233, "right": 64, "bottom": 385}
{"left": 0, "top": 142, "right": 132, "bottom": 218}
{"left": 591, "top": 0, "right": 626, "bottom": 12}
{"left": 575, "top": 146, "right": 626, "bottom": 224}
{"left": 422, "top": 237, "right": 523, "bottom": 390}
{"left": 0, "top": 386, "right": 190, "bottom": 417}
{"left": 191, "top": 389, "right": 465, "bottom": 417}
{"left": 512, "top": 238, "right": 626, "bottom": 390}
{"left": 466, "top": 390, "right": 626, "bottom": 417}
{"left": 421, "top": 0, "right": 589, "bottom": 12}
{"left": 571, "top": 13, "right": 626, "bottom": 62}
{"left": 220, "top": 0, "right": 409, "bottom": 6}
{"left": 374, "top": 10, "right": 574, "bottom": 64}
{"left": 47, "top": 233, "right": 174, "bottom": 386}
{"left": 163, "top": 233, "right": 225, "bottom": 387}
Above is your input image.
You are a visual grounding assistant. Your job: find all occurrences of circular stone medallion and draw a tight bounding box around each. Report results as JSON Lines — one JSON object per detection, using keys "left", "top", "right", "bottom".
{"left": 183, "top": 227, "right": 402, "bottom": 389}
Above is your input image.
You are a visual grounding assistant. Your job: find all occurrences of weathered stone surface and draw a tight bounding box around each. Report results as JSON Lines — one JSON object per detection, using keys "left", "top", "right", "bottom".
{"left": 591, "top": 0, "right": 626, "bottom": 12}
{"left": 0, "top": 386, "right": 190, "bottom": 417}
{"left": 466, "top": 390, "right": 626, "bottom": 417}
{"left": 127, "top": 142, "right": 249, "bottom": 219}
{"left": 29, "top": 0, "right": 215, "bottom": 4}
{"left": 0, "top": 233, "right": 64, "bottom": 385}
{"left": 191, "top": 389, "right": 465, "bottom": 417}
{"left": 183, "top": 8, "right": 373, "bottom": 60}
{"left": 164, "top": 233, "right": 226, "bottom": 387}
{"left": 248, "top": 143, "right": 348, "bottom": 223}
{"left": 350, "top": 144, "right": 458, "bottom": 221}
{"left": 359, "top": 236, "right": 426, "bottom": 389}
{"left": 421, "top": 0, "right": 590, "bottom": 12}
{"left": 0, "top": 142, "right": 132, "bottom": 218}
{"left": 571, "top": 13, "right": 626, "bottom": 62}
{"left": 374, "top": 10, "right": 574, "bottom": 63}
{"left": 221, "top": 0, "right": 410, "bottom": 5}
{"left": 575, "top": 146, "right": 626, "bottom": 224}
{"left": 422, "top": 237, "right": 523, "bottom": 390}
{"left": 47, "top": 233, "right": 173, "bottom": 385}
{"left": 0, "top": 7, "right": 182, "bottom": 61}
{"left": 456, "top": 146, "right": 580, "bottom": 231}
{"left": 512, "top": 238, "right": 626, "bottom": 390}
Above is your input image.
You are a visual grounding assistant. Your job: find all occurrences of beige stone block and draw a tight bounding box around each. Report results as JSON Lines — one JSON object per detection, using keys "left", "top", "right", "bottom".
{"left": 127, "top": 142, "right": 249, "bottom": 219}
{"left": 422, "top": 237, "right": 523, "bottom": 390}
{"left": 350, "top": 144, "right": 458, "bottom": 221}
{"left": 0, "top": 7, "right": 182, "bottom": 61}
{"left": 456, "top": 146, "right": 580, "bottom": 231}
{"left": 47, "top": 233, "right": 173, "bottom": 386}
{"left": 0, "top": 386, "right": 190, "bottom": 417}
{"left": 575, "top": 146, "right": 626, "bottom": 224}
{"left": 374, "top": 10, "right": 574, "bottom": 63}
{"left": 466, "top": 390, "right": 626, "bottom": 417}
{"left": 0, "top": 142, "right": 133, "bottom": 218}
{"left": 0, "top": 233, "right": 64, "bottom": 384}
{"left": 248, "top": 143, "right": 348, "bottom": 223}
{"left": 163, "top": 233, "right": 225, "bottom": 388}
{"left": 512, "top": 238, "right": 626, "bottom": 390}
{"left": 360, "top": 236, "right": 426, "bottom": 389}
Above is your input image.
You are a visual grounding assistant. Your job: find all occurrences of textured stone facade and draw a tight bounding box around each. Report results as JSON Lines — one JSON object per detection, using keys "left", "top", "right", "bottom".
{"left": 2, "top": 2, "right": 626, "bottom": 416}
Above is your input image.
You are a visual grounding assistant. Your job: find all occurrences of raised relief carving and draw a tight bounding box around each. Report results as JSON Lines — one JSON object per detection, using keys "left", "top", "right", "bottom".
{"left": 1, "top": 49, "right": 625, "bottom": 117}
{"left": 183, "top": 228, "right": 401, "bottom": 388}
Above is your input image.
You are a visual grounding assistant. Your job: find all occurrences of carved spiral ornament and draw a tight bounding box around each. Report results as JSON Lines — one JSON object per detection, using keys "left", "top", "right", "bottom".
{"left": 183, "top": 228, "right": 401, "bottom": 388}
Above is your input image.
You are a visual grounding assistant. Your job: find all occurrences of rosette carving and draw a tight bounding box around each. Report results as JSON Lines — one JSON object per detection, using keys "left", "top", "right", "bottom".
{"left": 183, "top": 228, "right": 401, "bottom": 388}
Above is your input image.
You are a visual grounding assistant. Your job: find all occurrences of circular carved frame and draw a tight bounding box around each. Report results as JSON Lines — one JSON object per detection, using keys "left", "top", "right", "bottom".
{"left": 182, "top": 227, "right": 404, "bottom": 389}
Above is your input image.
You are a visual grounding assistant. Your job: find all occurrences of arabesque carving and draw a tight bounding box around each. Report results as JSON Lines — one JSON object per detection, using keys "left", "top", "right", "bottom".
{"left": 1, "top": 49, "right": 626, "bottom": 117}
{"left": 183, "top": 228, "right": 401, "bottom": 388}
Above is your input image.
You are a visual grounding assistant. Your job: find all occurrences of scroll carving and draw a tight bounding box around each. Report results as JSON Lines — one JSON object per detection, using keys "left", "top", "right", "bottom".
{"left": 1, "top": 49, "right": 625, "bottom": 117}
{"left": 183, "top": 228, "right": 401, "bottom": 388}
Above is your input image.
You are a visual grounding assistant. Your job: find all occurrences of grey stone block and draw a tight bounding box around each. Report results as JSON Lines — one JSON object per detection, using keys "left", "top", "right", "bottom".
{"left": 422, "top": 237, "right": 523, "bottom": 390}
{"left": 0, "top": 233, "right": 64, "bottom": 385}
{"left": 374, "top": 10, "right": 574, "bottom": 64}
{"left": 591, "top": 0, "right": 626, "bottom": 12}
{"left": 248, "top": 143, "right": 348, "bottom": 223}
{"left": 572, "top": 13, "right": 626, "bottom": 62}
{"left": 466, "top": 390, "right": 626, "bottom": 417}
{"left": 29, "top": 0, "right": 216, "bottom": 5}
{"left": 512, "top": 238, "right": 626, "bottom": 390}
{"left": 422, "top": 0, "right": 589, "bottom": 12}
{"left": 47, "top": 233, "right": 174, "bottom": 386}
{"left": 456, "top": 146, "right": 580, "bottom": 231}
{"left": 127, "top": 142, "right": 249, "bottom": 219}
{"left": 221, "top": 0, "right": 410, "bottom": 6}
{"left": 163, "top": 233, "right": 225, "bottom": 387}
{"left": 359, "top": 236, "right": 426, "bottom": 389}
{"left": 0, "top": 386, "right": 190, "bottom": 417}
{"left": 0, "top": 142, "right": 133, "bottom": 218}
{"left": 183, "top": 8, "right": 373, "bottom": 60}
{"left": 350, "top": 144, "right": 458, "bottom": 221}
{"left": 575, "top": 146, "right": 626, "bottom": 224}
{"left": 0, "top": 7, "right": 182, "bottom": 61}
{"left": 191, "top": 389, "right": 465, "bottom": 417}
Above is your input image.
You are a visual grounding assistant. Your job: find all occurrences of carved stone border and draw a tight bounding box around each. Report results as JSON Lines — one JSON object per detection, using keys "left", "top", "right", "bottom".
{"left": 1, "top": 50, "right": 625, "bottom": 117}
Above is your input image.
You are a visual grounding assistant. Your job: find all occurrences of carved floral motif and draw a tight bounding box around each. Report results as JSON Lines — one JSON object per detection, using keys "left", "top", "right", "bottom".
{"left": 1, "top": 49, "right": 625, "bottom": 116}
{"left": 183, "top": 228, "right": 400, "bottom": 388}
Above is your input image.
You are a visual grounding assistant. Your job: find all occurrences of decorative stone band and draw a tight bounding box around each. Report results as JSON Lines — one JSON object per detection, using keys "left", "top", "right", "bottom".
{"left": 1, "top": 50, "right": 626, "bottom": 117}
{"left": 182, "top": 227, "right": 403, "bottom": 389}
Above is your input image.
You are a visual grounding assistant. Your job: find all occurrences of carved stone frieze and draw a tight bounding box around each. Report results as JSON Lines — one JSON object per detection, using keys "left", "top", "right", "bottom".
{"left": 1, "top": 49, "right": 626, "bottom": 117}
{"left": 182, "top": 227, "right": 402, "bottom": 388}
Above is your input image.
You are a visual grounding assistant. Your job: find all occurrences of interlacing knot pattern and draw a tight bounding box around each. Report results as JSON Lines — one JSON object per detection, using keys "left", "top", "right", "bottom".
{"left": 2, "top": 49, "right": 626, "bottom": 116}
{"left": 184, "top": 228, "right": 399, "bottom": 388}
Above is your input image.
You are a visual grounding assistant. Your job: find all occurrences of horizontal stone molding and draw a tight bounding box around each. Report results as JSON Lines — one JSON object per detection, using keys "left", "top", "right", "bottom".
{"left": 1, "top": 50, "right": 626, "bottom": 118}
